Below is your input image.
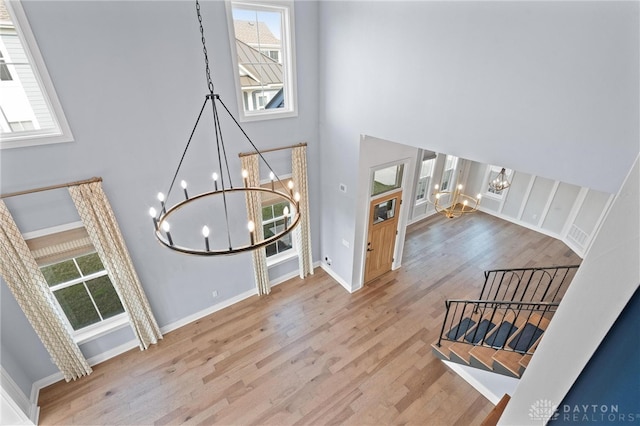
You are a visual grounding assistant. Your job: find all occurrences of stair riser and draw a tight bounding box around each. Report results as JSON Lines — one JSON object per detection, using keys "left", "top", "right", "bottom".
{"left": 469, "top": 357, "right": 493, "bottom": 372}
{"left": 449, "top": 351, "right": 471, "bottom": 366}
{"left": 492, "top": 361, "right": 520, "bottom": 378}
{"left": 431, "top": 347, "right": 451, "bottom": 362}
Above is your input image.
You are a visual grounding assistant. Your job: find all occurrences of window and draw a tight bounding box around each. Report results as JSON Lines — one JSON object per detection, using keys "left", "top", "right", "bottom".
{"left": 440, "top": 155, "right": 459, "bottom": 192}
{"left": 372, "top": 164, "right": 404, "bottom": 196}
{"left": 40, "top": 253, "right": 125, "bottom": 331}
{"left": 484, "top": 165, "right": 513, "bottom": 198}
{"left": 25, "top": 224, "right": 127, "bottom": 342}
{"left": 262, "top": 200, "right": 293, "bottom": 258}
{"left": 0, "top": 50, "right": 12, "bottom": 80}
{"left": 0, "top": 0, "right": 73, "bottom": 149}
{"left": 415, "top": 158, "right": 435, "bottom": 202}
{"left": 226, "top": 0, "right": 297, "bottom": 121}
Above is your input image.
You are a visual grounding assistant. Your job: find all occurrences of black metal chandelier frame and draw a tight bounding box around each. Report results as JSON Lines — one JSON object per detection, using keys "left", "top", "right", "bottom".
{"left": 149, "top": 1, "right": 300, "bottom": 256}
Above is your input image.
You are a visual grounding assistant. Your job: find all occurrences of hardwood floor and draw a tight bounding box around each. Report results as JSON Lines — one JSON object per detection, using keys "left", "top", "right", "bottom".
{"left": 38, "top": 212, "right": 581, "bottom": 425}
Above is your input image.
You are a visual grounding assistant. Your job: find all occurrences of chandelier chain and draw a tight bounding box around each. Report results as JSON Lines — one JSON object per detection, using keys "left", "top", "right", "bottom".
{"left": 196, "top": 0, "right": 214, "bottom": 94}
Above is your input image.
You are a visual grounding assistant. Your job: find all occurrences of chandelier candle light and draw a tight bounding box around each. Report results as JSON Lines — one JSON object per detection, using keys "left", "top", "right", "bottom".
{"left": 149, "top": 0, "right": 300, "bottom": 256}
{"left": 431, "top": 183, "right": 482, "bottom": 219}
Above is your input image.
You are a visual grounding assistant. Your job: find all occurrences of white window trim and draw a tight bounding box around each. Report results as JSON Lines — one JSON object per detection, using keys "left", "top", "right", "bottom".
{"left": 74, "top": 313, "right": 129, "bottom": 345}
{"left": 266, "top": 247, "right": 297, "bottom": 267}
{"left": 415, "top": 177, "right": 431, "bottom": 206}
{"left": 225, "top": 0, "right": 298, "bottom": 122}
{"left": 1, "top": 0, "right": 73, "bottom": 149}
{"left": 259, "top": 174, "right": 297, "bottom": 266}
{"left": 25, "top": 223, "right": 127, "bottom": 344}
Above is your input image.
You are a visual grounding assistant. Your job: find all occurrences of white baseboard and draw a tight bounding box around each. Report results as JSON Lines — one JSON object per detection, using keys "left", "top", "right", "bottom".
{"left": 443, "top": 360, "right": 519, "bottom": 405}
{"left": 320, "top": 262, "right": 353, "bottom": 293}
{"left": 29, "top": 263, "right": 320, "bottom": 407}
{"left": 270, "top": 260, "right": 321, "bottom": 287}
{"left": 1, "top": 366, "right": 38, "bottom": 424}
{"left": 160, "top": 288, "right": 258, "bottom": 335}
{"left": 477, "top": 207, "right": 585, "bottom": 259}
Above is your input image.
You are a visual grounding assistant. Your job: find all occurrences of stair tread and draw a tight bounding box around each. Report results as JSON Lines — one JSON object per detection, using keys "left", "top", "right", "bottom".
{"left": 492, "top": 350, "right": 525, "bottom": 377}
{"left": 505, "top": 312, "right": 550, "bottom": 353}
{"left": 469, "top": 345, "right": 498, "bottom": 369}
{"left": 431, "top": 341, "right": 454, "bottom": 360}
{"left": 519, "top": 354, "right": 533, "bottom": 369}
{"left": 449, "top": 342, "right": 474, "bottom": 364}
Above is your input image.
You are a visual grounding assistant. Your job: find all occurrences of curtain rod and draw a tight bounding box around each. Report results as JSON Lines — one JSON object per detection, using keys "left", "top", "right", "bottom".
{"left": 238, "top": 142, "right": 307, "bottom": 158}
{"left": 0, "top": 177, "right": 103, "bottom": 199}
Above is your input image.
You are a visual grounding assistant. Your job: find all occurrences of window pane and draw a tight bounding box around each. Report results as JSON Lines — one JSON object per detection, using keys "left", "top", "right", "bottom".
{"left": 278, "top": 232, "right": 292, "bottom": 250}
{"left": 372, "top": 164, "right": 404, "bottom": 196}
{"left": 441, "top": 169, "right": 453, "bottom": 191}
{"left": 41, "top": 260, "right": 80, "bottom": 286}
{"left": 86, "top": 276, "right": 125, "bottom": 320}
{"left": 265, "top": 242, "right": 277, "bottom": 257}
{"left": 0, "top": 1, "right": 73, "bottom": 148}
{"left": 416, "top": 177, "right": 428, "bottom": 200}
{"left": 54, "top": 284, "right": 100, "bottom": 330}
{"left": 272, "top": 201, "right": 288, "bottom": 217}
{"left": 263, "top": 222, "right": 276, "bottom": 239}
{"left": 233, "top": 7, "right": 286, "bottom": 114}
{"left": 75, "top": 252, "right": 105, "bottom": 275}
{"left": 373, "top": 199, "right": 397, "bottom": 224}
{"left": 420, "top": 159, "right": 434, "bottom": 178}
{"left": 262, "top": 205, "right": 274, "bottom": 220}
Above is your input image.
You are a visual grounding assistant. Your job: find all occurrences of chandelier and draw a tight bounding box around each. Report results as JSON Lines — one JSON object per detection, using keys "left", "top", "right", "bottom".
{"left": 148, "top": 0, "right": 300, "bottom": 256}
{"left": 488, "top": 167, "right": 511, "bottom": 193}
{"left": 431, "top": 184, "right": 482, "bottom": 219}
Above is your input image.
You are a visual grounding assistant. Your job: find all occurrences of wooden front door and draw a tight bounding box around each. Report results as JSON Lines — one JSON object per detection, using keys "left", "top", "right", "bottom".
{"left": 364, "top": 191, "right": 401, "bottom": 283}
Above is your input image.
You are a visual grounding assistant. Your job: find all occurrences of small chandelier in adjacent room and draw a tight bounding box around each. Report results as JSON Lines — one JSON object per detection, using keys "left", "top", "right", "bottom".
{"left": 431, "top": 184, "right": 482, "bottom": 219}
{"left": 488, "top": 167, "right": 512, "bottom": 193}
{"left": 148, "top": 0, "right": 300, "bottom": 256}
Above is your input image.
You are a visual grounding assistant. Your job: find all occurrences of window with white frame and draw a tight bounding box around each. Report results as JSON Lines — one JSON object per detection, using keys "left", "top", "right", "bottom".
{"left": 40, "top": 253, "right": 125, "bottom": 331}
{"left": 439, "top": 155, "right": 459, "bottom": 192}
{"left": 0, "top": 0, "right": 73, "bottom": 149}
{"left": 25, "top": 225, "right": 126, "bottom": 342}
{"left": 484, "top": 165, "right": 513, "bottom": 198}
{"left": 226, "top": 0, "right": 297, "bottom": 121}
{"left": 415, "top": 157, "right": 435, "bottom": 202}
{"left": 372, "top": 164, "right": 404, "bottom": 197}
{"left": 262, "top": 200, "right": 293, "bottom": 258}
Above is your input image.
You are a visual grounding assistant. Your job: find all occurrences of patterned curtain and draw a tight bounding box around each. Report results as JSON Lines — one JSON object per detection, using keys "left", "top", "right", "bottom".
{"left": 241, "top": 154, "right": 270, "bottom": 295}
{"left": 68, "top": 182, "right": 162, "bottom": 350}
{"left": 292, "top": 145, "right": 314, "bottom": 278}
{"left": 0, "top": 201, "right": 92, "bottom": 381}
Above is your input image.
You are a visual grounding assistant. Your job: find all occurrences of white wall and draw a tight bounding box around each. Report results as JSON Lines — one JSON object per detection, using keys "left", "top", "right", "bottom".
{"left": 318, "top": 0, "right": 638, "bottom": 288}
{"left": 0, "top": 0, "right": 319, "bottom": 397}
{"left": 500, "top": 156, "right": 640, "bottom": 424}
{"left": 352, "top": 135, "right": 418, "bottom": 290}
{"left": 465, "top": 161, "right": 613, "bottom": 257}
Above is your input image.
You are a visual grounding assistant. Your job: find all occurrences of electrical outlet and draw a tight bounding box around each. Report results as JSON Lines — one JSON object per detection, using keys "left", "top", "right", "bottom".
{"left": 324, "top": 256, "right": 332, "bottom": 265}
{"left": 212, "top": 290, "right": 219, "bottom": 298}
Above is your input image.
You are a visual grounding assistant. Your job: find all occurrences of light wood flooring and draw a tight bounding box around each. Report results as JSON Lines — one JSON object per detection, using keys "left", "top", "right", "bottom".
{"left": 38, "top": 212, "right": 581, "bottom": 425}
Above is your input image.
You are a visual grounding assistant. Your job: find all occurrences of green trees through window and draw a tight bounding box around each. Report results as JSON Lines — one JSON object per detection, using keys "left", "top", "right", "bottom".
{"left": 40, "top": 253, "right": 124, "bottom": 330}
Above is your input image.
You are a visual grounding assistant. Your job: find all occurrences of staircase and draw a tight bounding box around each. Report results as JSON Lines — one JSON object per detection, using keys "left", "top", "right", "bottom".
{"left": 432, "top": 265, "right": 579, "bottom": 378}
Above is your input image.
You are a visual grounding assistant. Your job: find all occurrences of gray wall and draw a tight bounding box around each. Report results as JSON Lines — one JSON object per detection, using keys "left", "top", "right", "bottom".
{"left": 1, "top": 0, "right": 319, "bottom": 395}
{"left": 318, "top": 0, "right": 638, "bottom": 287}
{"left": 2, "top": 0, "right": 639, "bottom": 408}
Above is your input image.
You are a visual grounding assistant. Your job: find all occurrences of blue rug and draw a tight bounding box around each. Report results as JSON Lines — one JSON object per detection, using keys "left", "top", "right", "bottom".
{"left": 484, "top": 321, "right": 517, "bottom": 348}
{"left": 508, "top": 323, "right": 544, "bottom": 353}
{"left": 446, "top": 318, "right": 476, "bottom": 340}
{"left": 464, "top": 319, "right": 496, "bottom": 344}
